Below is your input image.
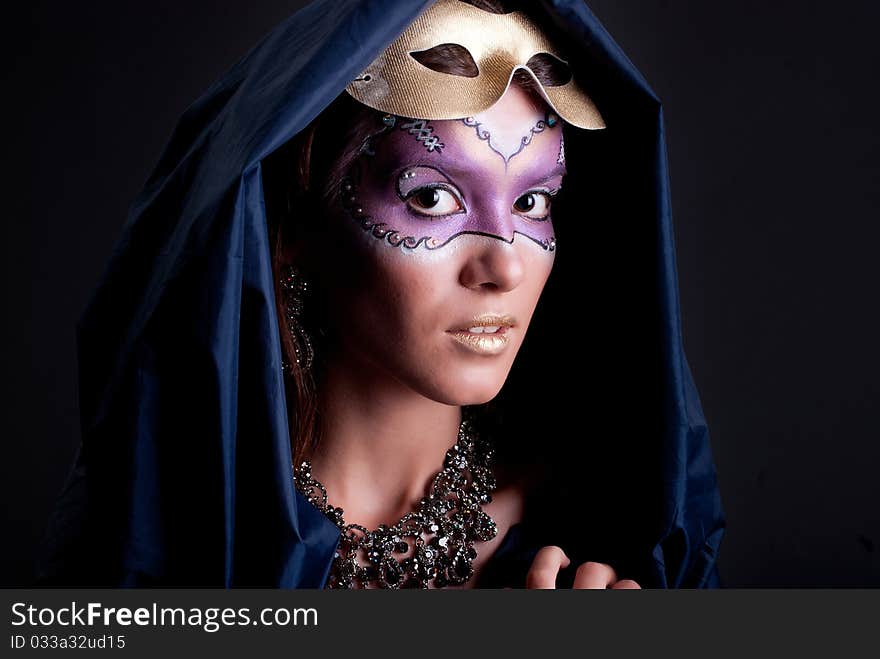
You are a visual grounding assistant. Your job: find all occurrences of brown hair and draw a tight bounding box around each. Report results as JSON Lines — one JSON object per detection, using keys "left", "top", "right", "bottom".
{"left": 268, "top": 3, "right": 570, "bottom": 465}
{"left": 268, "top": 93, "right": 381, "bottom": 467}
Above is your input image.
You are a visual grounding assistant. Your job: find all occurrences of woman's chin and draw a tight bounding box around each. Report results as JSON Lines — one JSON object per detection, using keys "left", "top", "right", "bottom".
{"left": 420, "top": 371, "right": 509, "bottom": 407}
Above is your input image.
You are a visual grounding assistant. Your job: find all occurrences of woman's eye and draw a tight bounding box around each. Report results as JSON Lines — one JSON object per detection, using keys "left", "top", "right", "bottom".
{"left": 513, "top": 191, "right": 552, "bottom": 220}
{"left": 405, "top": 186, "right": 463, "bottom": 217}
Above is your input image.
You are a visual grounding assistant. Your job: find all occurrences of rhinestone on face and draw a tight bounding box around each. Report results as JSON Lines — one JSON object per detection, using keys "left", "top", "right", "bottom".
{"left": 292, "top": 411, "right": 497, "bottom": 589}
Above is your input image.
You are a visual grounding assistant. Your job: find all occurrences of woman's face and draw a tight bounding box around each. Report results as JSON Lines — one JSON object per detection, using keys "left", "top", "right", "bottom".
{"left": 311, "top": 84, "right": 565, "bottom": 405}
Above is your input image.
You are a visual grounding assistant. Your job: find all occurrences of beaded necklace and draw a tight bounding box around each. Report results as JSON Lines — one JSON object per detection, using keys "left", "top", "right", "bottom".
{"left": 293, "top": 415, "right": 498, "bottom": 588}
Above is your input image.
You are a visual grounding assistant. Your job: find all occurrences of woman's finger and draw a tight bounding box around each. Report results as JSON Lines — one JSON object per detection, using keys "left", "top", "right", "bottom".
{"left": 610, "top": 579, "right": 642, "bottom": 589}
{"left": 525, "top": 545, "right": 571, "bottom": 589}
{"left": 572, "top": 561, "right": 618, "bottom": 589}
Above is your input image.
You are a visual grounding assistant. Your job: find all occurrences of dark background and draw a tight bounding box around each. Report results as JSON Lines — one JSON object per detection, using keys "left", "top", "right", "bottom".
{"left": 3, "top": 0, "right": 878, "bottom": 587}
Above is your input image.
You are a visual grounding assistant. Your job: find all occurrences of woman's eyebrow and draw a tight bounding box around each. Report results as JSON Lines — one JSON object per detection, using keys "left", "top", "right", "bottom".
{"left": 394, "top": 163, "right": 459, "bottom": 198}
{"left": 525, "top": 163, "right": 567, "bottom": 187}
{"left": 393, "top": 160, "right": 455, "bottom": 181}
{"left": 394, "top": 163, "right": 456, "bottom": 186}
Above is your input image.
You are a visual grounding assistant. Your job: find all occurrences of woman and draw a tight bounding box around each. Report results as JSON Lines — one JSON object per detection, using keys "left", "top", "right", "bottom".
{"left": 38, "top": 0, "right": 725, "bottom": 588}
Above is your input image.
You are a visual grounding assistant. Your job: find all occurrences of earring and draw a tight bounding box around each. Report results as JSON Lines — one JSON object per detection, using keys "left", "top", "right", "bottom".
{"left": 280, "top": 264, "right": 314, "bottom": 372}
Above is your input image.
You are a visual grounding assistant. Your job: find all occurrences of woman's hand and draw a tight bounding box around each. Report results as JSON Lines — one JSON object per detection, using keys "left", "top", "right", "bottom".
{"left": 525, "top": 546, "right": 642, "bottom": 589}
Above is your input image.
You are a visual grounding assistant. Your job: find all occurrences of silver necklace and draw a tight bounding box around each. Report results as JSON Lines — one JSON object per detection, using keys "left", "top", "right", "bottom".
{"left": 292, "top": 414, "right": 498, "bottom": 589}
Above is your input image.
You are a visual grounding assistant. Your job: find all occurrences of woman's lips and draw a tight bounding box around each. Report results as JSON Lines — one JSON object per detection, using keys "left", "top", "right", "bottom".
{"left": 447, "top": 314, "right": 515, "bottom": 355}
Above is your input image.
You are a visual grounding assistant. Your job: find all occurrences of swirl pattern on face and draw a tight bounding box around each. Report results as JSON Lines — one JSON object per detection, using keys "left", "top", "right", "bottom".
{"left": 340, "top": 85, "right": 566, "bottom": 252}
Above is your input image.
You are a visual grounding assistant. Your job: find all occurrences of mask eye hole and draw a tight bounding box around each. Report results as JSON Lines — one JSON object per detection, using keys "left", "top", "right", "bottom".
{"left": 526, "top": 53, "right": 572, "bottom": 86}
{"left": 410, "top": 44, "right": 480, "bottom": 78}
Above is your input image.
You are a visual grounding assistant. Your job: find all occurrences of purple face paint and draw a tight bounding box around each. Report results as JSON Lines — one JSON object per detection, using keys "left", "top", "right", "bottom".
{"left": 339, "top": 105, "right": 565, "bottom": 252}
{"left": 460, "top": 114, "right": 557, "bottom": 165}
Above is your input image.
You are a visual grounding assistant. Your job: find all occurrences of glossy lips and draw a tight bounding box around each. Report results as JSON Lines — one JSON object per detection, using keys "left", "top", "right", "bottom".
{"left": 447, "top": 314, "right": 515, "bottom": 355}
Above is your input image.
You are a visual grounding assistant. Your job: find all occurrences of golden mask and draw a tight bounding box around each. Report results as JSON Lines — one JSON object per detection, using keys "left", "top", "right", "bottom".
{"left": 345, "top": 0, "right": 605, "bottom": 130}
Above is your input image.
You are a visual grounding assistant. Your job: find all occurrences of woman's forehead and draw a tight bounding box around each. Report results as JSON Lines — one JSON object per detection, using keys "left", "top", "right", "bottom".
{"left": 369, "top": 87, "right": 565, "bottom": 185}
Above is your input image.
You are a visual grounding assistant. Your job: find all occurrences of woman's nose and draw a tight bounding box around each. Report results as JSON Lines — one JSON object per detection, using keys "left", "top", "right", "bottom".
{"left": 458, "top": 238, "right": 526, "bottom": 292}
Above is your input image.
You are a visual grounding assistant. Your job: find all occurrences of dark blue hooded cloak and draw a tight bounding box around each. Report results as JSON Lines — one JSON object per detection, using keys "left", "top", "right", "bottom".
{"left": 38, "top": 0, "right": 725, "bottom": 588}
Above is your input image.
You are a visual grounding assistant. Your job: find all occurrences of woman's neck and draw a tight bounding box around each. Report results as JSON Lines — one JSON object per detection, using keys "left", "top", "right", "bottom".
{"left": 307, "top": 345, "right": 463, "bottom": 530}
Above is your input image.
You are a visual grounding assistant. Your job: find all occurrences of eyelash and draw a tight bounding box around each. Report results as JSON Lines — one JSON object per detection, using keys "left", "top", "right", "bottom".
{"left": 402, "top": 184, "right": 559, "bottom": 219}
{"left": 516, "top": 188, "right": 558, "bottom": 221}
{"left": 402, "top": 183, "right": 465, "bottom": 217}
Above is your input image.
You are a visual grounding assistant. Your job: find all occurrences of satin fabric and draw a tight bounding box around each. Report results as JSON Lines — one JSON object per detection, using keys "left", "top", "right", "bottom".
{"left": 38, "top": 0, "right": 725, "bottom": 588}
